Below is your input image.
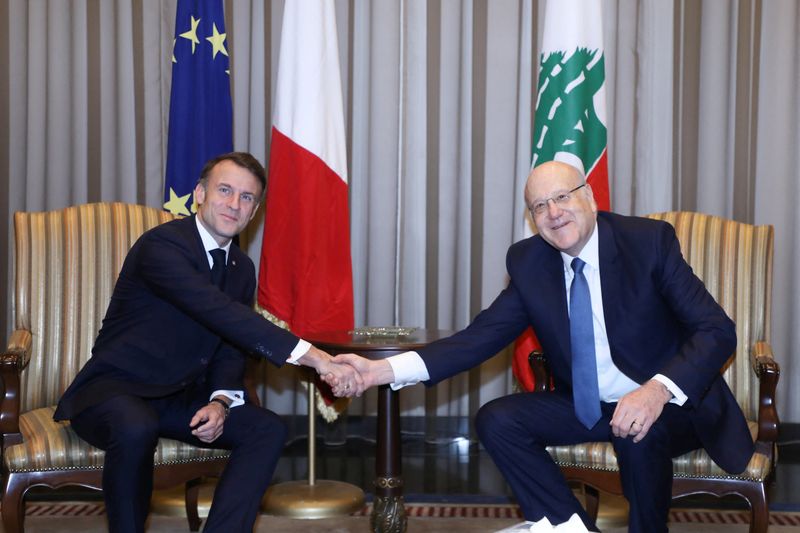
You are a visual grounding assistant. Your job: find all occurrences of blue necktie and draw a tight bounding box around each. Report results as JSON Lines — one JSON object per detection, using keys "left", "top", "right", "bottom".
{"left": 569, "top": 258, "right": 601, "bottom": 429}
{"left": 210, "top": 248, "right": 227, "bottom": 288}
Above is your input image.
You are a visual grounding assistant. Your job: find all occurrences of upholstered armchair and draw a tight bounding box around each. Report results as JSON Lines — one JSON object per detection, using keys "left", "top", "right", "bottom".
{"left": 530, "top": 211, "right": 779, "bottom": 533}
{"left": 1, "top": 203, "right": 231, "bottom": 532}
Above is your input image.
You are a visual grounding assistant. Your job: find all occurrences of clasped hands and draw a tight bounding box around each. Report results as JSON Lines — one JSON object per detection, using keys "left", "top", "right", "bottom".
{"left": 300, "top": 347, "right": 391, "bottom": 398}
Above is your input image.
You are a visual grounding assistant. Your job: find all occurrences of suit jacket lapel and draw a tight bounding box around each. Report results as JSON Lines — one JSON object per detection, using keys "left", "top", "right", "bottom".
{"left": 184, "top": 215, "right": 213, "bottom": 273}
{"left": 597, "top": 215, "right": 622, "bottom": 358}
{"left": 539, "top": 244, "right": 572, "bottom": 362}
{"left": 224, "top": 247, "right": 245, "bottom": 296}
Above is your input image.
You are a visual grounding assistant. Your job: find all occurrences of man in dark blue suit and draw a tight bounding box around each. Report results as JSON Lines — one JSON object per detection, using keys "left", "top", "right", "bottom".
{"left": 334, "top": 161, "right": 753, "bottom": 532}
{"left": 54, "top": 152, "right": 362, "bottom": 533}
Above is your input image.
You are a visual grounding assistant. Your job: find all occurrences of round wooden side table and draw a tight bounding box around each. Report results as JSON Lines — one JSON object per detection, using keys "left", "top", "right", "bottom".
{"left": 307, "top": 328, "right": 455, "bottom": 533}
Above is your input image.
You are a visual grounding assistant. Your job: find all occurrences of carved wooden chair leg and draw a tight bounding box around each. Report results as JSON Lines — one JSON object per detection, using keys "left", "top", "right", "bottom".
{"left": 582, "top": 484, "right": 600, "bottom": 522}
{"left": 2, "top": 473, "right": 27, "bottom": 533}
{"left": 746, "top": 484, "right": 769, "bottom": 533}
{"left": 184, "top": 478, "right": 204, "bottom": 531}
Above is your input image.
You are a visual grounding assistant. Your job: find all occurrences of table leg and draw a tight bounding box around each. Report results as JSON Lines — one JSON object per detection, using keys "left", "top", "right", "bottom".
{"left": 371, "top": 384, "right": 406, "bottom": 533}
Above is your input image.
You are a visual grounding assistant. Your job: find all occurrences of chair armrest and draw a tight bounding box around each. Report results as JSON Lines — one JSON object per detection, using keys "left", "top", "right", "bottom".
{"left": 529, "top": 350, "right": 552, "bottom": 393}
{"left": 1, "top": 329, "right": 32, "bottom": 447}
{"left": 2, "top": 329, "right": 32, "bottom": 367}
{"left": 751, "top": 341, "right": 780, "bottom": 450}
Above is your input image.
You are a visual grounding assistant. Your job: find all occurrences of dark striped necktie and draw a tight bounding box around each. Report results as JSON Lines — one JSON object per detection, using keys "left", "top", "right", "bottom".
{"left": 210, "top": 248, "right": 227, "bottom": 288}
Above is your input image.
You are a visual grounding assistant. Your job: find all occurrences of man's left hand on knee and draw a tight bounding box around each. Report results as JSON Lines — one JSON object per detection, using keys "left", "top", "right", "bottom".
{"left": 190, "top": 400, "right": 228, "bottom": 443}
{"left": 610, "top": 380, "right": 672, "bottom": 442}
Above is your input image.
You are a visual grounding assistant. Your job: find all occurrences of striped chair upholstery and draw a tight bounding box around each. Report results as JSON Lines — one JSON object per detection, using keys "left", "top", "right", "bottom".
{"left": 1, "top": 203, "right": 230, "bottom": 532}
{"left": 532, "top": 212, "right": 778, "bottom": 533}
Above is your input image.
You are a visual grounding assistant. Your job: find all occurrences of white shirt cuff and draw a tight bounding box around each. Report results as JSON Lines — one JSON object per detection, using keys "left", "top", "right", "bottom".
{"left": 286, "top": 339, "right": 312, "bottom": 365}
{"left": 653, "top": 374, "right": 688, "bottom": 406}
{"left": 210, "top": 390, "right": 245, "bottom": 408}
{"left": 388, "top": 351, "right": 430, "bottom": 390}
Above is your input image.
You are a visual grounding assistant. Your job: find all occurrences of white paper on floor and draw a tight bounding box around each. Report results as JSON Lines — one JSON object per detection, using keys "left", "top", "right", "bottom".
{"left": 494, "top": 513, "right": 589, "bottom": 533}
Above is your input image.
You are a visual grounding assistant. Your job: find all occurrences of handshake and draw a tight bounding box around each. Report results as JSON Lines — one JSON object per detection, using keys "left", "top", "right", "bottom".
{"left": 299, "top": 346, "right": 395, "bottom": 397}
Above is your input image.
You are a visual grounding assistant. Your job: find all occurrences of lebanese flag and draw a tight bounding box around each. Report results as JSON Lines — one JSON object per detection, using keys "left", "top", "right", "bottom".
{"left": 513, "top": 0, "right": 610, "bottom": 392}
{"left": 258, "top": 1, "right": 353, "bottom": 344}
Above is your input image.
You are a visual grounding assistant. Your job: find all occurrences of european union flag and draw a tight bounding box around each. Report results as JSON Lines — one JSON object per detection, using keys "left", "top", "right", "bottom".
{"left": 164, "top": 0, "right": 232, "bottom": 216}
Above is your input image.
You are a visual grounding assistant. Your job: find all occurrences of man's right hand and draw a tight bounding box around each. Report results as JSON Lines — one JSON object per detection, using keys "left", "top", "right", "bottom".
{"left": 297, "top": 345, "right": 366, "bottom": 396}
{"left": 326, "top": 353, "right": 395, "bottom": 397}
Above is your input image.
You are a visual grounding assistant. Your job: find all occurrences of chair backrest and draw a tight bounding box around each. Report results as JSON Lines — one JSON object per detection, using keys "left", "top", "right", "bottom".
{"left": 12, "top": 203, "right": 175, "bottom": 412}
{"left": 645, "top": 212, "right": 773, "bottom": 421}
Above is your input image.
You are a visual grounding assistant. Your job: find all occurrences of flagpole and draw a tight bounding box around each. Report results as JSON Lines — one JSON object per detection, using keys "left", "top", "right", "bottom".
{"left": 261, "top": 369, "right": 364, "bottom": 519}
{"left": 308, "top": 379, "right": 317, "bottom": 486}
{"left": 258, "top": 0, "right": 362, "bottom": 520}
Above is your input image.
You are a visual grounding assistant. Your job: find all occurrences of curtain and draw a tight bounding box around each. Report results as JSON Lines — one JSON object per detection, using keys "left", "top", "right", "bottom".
{"left": 2, "top": 0, "right": 798, "bottom": 427}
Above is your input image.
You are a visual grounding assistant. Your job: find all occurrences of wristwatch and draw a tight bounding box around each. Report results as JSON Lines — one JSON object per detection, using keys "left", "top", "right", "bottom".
{"left": 209, "top": 397, "right": 231, "bottom": 418}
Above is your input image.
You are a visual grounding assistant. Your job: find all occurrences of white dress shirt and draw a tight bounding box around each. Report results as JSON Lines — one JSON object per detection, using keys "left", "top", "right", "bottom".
{"left": 385, "top": 222, "right": 687, "bottom": 405}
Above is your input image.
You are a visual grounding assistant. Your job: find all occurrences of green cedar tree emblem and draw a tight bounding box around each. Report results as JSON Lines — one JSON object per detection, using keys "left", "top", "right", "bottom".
{"left": 533, "top": 48, "right": 607, "bottom": 171}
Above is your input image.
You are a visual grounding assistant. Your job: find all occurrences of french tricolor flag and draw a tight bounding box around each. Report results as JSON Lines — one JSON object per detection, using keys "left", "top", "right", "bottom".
{"left": 258, "top": 0, "right": 354, "bottom": 339}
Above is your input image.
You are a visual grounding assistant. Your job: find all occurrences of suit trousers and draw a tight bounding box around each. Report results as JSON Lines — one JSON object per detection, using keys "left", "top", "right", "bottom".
{"left": 474, "top": 391, "right": 701, "bottom": 533}
{"left": 70, "top": 391, "right": 287, "bottom": 533}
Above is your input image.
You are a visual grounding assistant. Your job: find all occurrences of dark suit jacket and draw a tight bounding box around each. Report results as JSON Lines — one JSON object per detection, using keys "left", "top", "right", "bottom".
{"left": 55, "top": 215, "right": 299, "bottom": 420}
{"left": 418, "top": 211, "right": 753, "bottom": 474}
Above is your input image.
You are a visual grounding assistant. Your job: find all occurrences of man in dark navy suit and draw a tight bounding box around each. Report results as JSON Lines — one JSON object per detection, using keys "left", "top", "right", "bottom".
{"left": 334, "top": 161, "right": 753, "bottom": 532}
{"left": 55, "top": 152, "right": 362, "bottom": 533}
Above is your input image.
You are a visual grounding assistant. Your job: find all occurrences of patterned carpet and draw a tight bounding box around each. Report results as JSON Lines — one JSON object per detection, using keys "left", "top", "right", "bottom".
{"left": 20, "top": 501, "right": 800, "bottom": 526}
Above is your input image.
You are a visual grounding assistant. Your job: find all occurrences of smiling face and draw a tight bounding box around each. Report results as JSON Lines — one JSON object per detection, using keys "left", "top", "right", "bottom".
{"left": 525, "top": 161, "right": 597, "bottom": 256}
{"left": 194, "top": 159, "right": 263, "bottom": 247}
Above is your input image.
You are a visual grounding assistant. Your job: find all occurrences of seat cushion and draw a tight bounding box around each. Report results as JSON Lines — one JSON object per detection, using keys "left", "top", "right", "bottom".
{"left": 4, "top": 407, "right": 230, "bottom": 474}
{"left": 546, "top": 421, "right": 771, "bottom": 482}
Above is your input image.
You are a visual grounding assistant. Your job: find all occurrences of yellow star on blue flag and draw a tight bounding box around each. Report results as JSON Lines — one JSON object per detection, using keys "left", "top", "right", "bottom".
{"left": 164, "top": 0, "right": 232, "bottom": 216}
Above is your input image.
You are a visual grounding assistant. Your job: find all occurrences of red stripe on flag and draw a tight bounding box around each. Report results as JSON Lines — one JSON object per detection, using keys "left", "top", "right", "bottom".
{"left": 258, "top": 127, "right": 354, "bottom": 337}
{"left": 586, "top": 148, "right": 610, "bottom": 211}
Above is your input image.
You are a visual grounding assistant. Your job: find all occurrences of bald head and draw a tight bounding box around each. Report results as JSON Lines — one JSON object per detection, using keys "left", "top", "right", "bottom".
{"left": 524, "top": 161, "right": 584, "bottom": 207}
{"left": 525, "top": 161, "right": 597, "bottom": 256}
